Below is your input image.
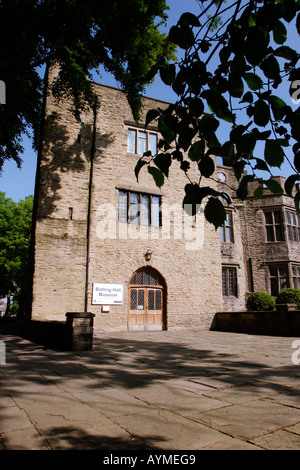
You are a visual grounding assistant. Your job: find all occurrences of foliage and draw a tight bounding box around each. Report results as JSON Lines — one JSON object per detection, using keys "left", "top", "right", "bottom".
{"left": 246, "top": 291, "right": 276, "bottom": 311}
{"left": 0, "top": 0, "right": 175, "bottom": 170}
{"left": 276, "top": 287, "right": 300, "bottom": 308}
{"left": 136, "top": 0, "right": 300, "bottom": 228}
{"left": 0, "top": 192, "right": 33, "bottom": 315}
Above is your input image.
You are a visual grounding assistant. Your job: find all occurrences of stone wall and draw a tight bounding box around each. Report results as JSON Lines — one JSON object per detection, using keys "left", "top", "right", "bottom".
{"left": 212, "top": 304, "right": 300, "bottom": 336}
{"left": 31, "top": 72, "right": 224, "bottom": 332}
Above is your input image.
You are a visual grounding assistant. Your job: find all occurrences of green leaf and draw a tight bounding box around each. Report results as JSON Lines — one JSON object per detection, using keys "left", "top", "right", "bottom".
{"left": 274, "top": 46, "right": 298, "bottom": 61}
{"left": 197, "top": 114, "right": 220, "bottom": 147}
{"left": 240, "top": 91, "right": 253, "bottom": 103}
{"left": 148, "top": 166, "right": 164, "bottom": 188}
{"left": 178, "top": 12, "right": 200, "bottom": 27}
{"left": 243, "top": 73, "right": 263, "bottom": 91}
{"left": 234, "top": 160, "right": 247, "bottom": 181}
{"left": 158, "top": 114, "right": 177, "bottom": 144}
{"left": 153, "top": 153, "right": 172, "bottom": 178}
{"left": 160, "top": 63, "right": 176, "bottom": 86}
{"left": 135, "top": 158, "right": 147, "bottom": 181}
{"left": 273, "top": 20, "right": 287, "bottom": 44}
{"left": 267, "top": 95, "right": 288, "bottom": 120}
{"left": 260, "top": 55, "right": 280, "bottom": 80}
{"left": 264, "top": 178, "right": 284, "bottom": 194}
{"left": 254, "top": 158, "right": 270, "bottom": 172}
{"left": 264, "top": 139, "right": 285, "bottom": 167}
{"left": 228, "top": 73, "right": 244, "bottom": 98}
{"left": 204, "top": 197, "right": 226, "bottom": 229}
{"left": 253, "top": 185, "right": 263, "bottom": 200}
{"left": 295, "top": 190, "right": 300, "bottom": 215}
{"left": 145, "top": 108, "right": 161, "bottom": 128}
{"left": 285, "top": 174, "right": 299, "bottom": 196}
{"left": 254, "top": 99, "right": 270, "bottom": 127}
{"left": 295, "top": 151, "right": 300, "bottom": 172}
{"left": 201, "top": 90, "right": 234, "bottom": 123}
{"left": 198, "top": 155, "right": 215, "bottom": 178}
{"left": 236, "top": 175, "right": 255, "bottom": 200}
{"left": 245, "top": 27, "right": 269, "bottom": 66}
{"left": 169, "top": 23, "right": 194, "bottom": 49}
{"left": 188, "top": 140, "right": 205, "bottom": 162}
{"left": 290, "top": 114, "right": 300, "bottom": 141}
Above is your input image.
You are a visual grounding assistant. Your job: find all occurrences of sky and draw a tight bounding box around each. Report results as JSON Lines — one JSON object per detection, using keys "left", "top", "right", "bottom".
{"left": 0, "top": 0, "right": 298, "bottom": 202}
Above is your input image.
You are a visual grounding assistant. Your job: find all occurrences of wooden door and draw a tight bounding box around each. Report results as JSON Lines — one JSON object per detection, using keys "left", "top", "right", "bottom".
{"left": 128, "top": 268, "right": 165, "bottom": 331}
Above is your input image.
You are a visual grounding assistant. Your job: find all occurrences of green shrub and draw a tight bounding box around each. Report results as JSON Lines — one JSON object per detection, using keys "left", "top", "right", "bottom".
{"left": 276, "top": 288, "right": 300, "bottom": 309}
{"left": 246, "top": 291, "right": 275, "bottom": 311}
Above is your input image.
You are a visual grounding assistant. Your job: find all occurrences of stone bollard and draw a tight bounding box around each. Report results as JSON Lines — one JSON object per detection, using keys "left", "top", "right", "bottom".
{"left": 66, "top": 312, "right": 95, "bottom": 351}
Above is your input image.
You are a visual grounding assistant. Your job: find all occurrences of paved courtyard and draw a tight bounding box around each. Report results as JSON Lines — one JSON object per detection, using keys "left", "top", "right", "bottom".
{"left": 1, "top": 327, "right": 300, "bottom": 450}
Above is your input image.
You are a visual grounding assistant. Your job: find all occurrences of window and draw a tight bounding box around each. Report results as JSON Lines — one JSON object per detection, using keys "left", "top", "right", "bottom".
{"left": 286, "top": 210, "right": 300, "bottom": 242}
{"left": 220, "top": 211, "right": 234, "bottom": 243}
{"left": 222, "top": 267, "right": 237, "bottom": 297}
{"left": 118, "top": 190, "right": 161, "bottom": 226}
{"left": 264, "top": 210, "right": 284, "bottom": 242}
{"left": 127, "top": 128, "right": 157, "bottom": 155}
{"left": 269, "top": 265, "right": 288, "bottom": 296}
{"left": 292, "top": 265, "right": 300, "bottom": 288}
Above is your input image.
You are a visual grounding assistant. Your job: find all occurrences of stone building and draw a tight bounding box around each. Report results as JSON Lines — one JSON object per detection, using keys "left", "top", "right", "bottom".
{"left": 30, "top": 70, "right": 300, "bottom": 332}
{"left": 217, "top": 167, "right": 300, "bottom": 312}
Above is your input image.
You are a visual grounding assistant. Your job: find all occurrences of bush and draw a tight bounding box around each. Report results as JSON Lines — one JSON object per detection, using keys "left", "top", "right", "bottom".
{"left": 246, "top": 291, "right": 275, "bottom": 311}
{"left": 276, "top": 288, "right": 300, "bottom": 309}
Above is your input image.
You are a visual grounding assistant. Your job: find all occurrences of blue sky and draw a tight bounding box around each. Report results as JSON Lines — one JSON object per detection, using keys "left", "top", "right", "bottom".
{"left": 0, "top": 0, "right": 298, "bottom": 201}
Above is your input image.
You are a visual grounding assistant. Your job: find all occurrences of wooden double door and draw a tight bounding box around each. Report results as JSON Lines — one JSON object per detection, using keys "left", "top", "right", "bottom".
{"left": 128, "top": 267, "right": 165, "bottom": 331}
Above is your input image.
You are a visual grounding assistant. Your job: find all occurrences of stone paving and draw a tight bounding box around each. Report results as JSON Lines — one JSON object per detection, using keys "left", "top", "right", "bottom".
{"left": 1, "top": 327, "right": 300, "bottom": 450}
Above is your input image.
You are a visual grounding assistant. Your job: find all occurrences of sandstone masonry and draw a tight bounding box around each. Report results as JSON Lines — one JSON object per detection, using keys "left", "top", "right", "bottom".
{"left": 31, "top": 70, "right": 300, "bottom": 332}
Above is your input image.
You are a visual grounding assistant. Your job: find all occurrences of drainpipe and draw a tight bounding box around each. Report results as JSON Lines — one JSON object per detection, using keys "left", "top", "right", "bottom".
{"left": 84, "top": 102, "right": 100, "bottom": 313}
{"left": 244, "top": 200, "right": 254, "bottom": 292}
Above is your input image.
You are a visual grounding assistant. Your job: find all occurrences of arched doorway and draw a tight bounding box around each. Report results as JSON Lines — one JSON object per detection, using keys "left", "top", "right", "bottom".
{"left": 128, "top": 267, "right": 166, "bottom": 331}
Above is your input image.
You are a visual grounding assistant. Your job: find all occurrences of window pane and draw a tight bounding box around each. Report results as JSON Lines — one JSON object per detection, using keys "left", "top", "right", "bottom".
{"left": 143, "top": 269, "right": 150, "bottom": 285}
{"left": 149, "top": 133, "right": 157, "bottom": 155}
{"left": 156, "top": 290, "right": 162, "bottom": 310}
{"left": 269, "top": 267, "right": 277, "bottom": 277}
{"left": 270, "top": 278, "right": 278, "bottom": 297}
{"left": 138, "top": 290, "right": 144, "bottom": 310}
{"left": 129, "top": 192, "right": 139, "bottom": 224}
{"left": 127, "top": 129, "right": 136, "bottom": 153}
{"left": 275, "top": 225, "right": 284, "bottom": 241}
{"left": 228, "top": 269, "right": 234, "bottom": 296}
{"left": 130, "top": 289, "right": 137, "bottom": 309}
{"left": 274, "top": 211, "right": 282, "bottom": 224}
{"left": 279, "top": 267, "right": 287, "bottom": 277}
{"left": 266, "top": 226, "right": 274, "bottom": 241}
{"left": 225, "top": 227, "right": 232, "bottom": 242}
{"left": 118, "top": 191, "right": 127, "bottom": 222}
{"left": 148, "top": 290, "right": 154, "bottom": 310}
{"left": 136, "top": 271, "right": 143, "bottom": 284}
{"left": 152, "top": 196, "right": 160, "bottom": 226}
{"left": 138, "top": 131, "right": 147, "bottom": 155}
{"left": 150, "top": 271, "right": 158, "bottom": 285}
{"left": 265, "top": 212, "right": 273, "bottom": 224}
{"left": 220, "top": 227, "right": 225, "bottom": 243}
{"left": 141, "top": 194, "right": 150, "bottom": 225}
{"left": 222, "top": 269, "right": 227, "bottom": 296}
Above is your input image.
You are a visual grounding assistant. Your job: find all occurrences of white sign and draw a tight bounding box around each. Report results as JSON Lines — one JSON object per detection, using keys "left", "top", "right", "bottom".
{"left": 92, "top": 283, "right": 124, "bottom": 305}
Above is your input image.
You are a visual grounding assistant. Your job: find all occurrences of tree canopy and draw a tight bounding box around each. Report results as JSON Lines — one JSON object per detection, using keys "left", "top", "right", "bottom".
{"left": 136, "top": 0, "right": 300, "bottom": 228}
{"left": 0, "top": 192, "right": 33, "bottom": 316}
{"left": 0, "top": 0, "right": 174, "bottom": 171}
